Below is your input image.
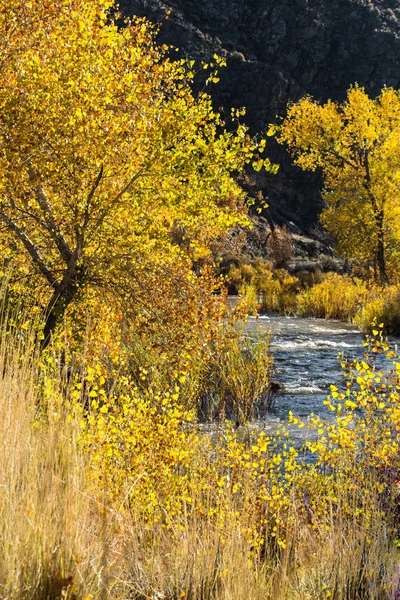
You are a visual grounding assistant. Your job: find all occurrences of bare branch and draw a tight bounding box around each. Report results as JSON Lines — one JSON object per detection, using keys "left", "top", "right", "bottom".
{"left": 326, "top": 147, "right": 359, "bottom": 171}
{"left": 91, "top": 167, "right": 145, "bottom": 233}
{"left": 79, "top": 164, "right": 104, "bottom": 247}
{"left": 27, "top": 166, "right": 74, "bottom": 264}
{"left": 0, "top": 211, "right": 57, "bottom": 287}
{"left": 86, "top": 164, "right": 104, "bottom": 208}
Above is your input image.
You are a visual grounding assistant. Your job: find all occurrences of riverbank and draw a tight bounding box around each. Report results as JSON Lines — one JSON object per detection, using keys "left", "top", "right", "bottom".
{"left": 222, "top": 218, "right": 400, "bottom": 333}
{"left": 237, "top": 270, "right": 400, "bottom": 334}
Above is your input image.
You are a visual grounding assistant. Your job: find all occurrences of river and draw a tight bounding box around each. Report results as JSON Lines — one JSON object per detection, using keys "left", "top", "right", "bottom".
{"left": 244, "top": 315, "right": 365, "bottom": 439}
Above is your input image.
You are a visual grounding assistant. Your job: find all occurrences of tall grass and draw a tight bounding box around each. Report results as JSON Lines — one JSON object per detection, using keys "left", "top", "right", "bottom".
{"left": 0, "top": 311, "right": 399, "bottom": 598}
{"left": 354, "top": 284, "right": 400, "bottom": 332}
{"left": 116, "top": 495, "right": 400, "bottom": 600}
{"left": 0, "top": 317, "right": 118, "bottom": 599}
{"left": 296, "top": 273, "right": 369, "bottom": 320}
{"left": 119, "top": 508, "right": 273, "bottom": 599}
{"left": 296, "top": 274, "right": 400, "bottom": 332}
{"left": 234, "top": 265, "right": 400, "bottom": 334}
{"left": 197, "top": 329, "right": 273, "bottom": 422}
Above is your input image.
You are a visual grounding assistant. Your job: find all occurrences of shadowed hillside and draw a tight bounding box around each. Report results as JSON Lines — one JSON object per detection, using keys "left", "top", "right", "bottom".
{"left": 120, "top": 0, "right": 400, "bottom": 231}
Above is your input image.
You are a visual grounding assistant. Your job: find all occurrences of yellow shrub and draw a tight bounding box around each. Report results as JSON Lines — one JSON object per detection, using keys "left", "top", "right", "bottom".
{"left": 81, "top": 381, "right": 298, "bottom": 549}
{"left": 239, "top": 282, "right": 259, "bottom": 313}
{"left": 240, "top": 263, "right": 256, "bottom": 283}
{"left": 355, "top": 284, "right": 400, "bottom": 333}
{"left": 78, "top": 329, "right": 400, "bottom": 592}
{"left": 296, "top": 273, "right": 369, "bottom": 320}
{"left": 1, "top": 311, "right": 399, "bottom": 598}
{"left": 227, "top": 264, "right": 243, "bottom": 291}
{"left": 81, "top": 387, "right": 201, "bottom": 520}
{"left": 257, "top": 268, "right": 299, "bottom": 313}
{"left": 227, "top": 258, "right": 298, "bottom": 314}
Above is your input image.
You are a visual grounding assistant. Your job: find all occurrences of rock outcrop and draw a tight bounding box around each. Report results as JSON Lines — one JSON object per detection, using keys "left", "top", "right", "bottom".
{"left": 120, "top": 0, "right": 400, "bottom": 232}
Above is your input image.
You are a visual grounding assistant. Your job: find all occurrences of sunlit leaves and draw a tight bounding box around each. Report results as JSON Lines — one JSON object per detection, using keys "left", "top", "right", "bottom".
{"left": 279, "top": 86, "right": 400, "bottom": 283}
{"left": 0, "top": 0, "right": 266, "bottom": 345}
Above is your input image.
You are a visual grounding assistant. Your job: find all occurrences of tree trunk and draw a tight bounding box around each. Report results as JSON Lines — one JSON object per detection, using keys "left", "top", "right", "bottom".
{"left": 375, "top": 210, "right": 388, "bottom": 285}
{"left": 41, "top": 266, "right": 85, "bottom": 351}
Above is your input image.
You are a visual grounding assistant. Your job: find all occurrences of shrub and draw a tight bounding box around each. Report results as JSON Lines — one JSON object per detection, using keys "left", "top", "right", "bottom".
{"left": 257, "top": 268, "right": 299, "bottom": 314}
{"left": 226, "top": 258, "right": 299, "bottom": 314}
{"left": 296, "top": 273, "right": 369, "bottom": 320}
{"left": 239, "top": 282, "right": 259, "bottom": 313}
{"left": 1, "top": 311, "right": 400, "bottom": 598}
{"left": 201, "top": 329, "right": 273, "bottom": 423}
{"left": 266, "top": 226, "right": 294, "bottom": 268}
{"left": 355, "top": 285, "right": 400, "bottom": 333}
{"left": 79, "top": 328, "right": 400, "bottom": 598}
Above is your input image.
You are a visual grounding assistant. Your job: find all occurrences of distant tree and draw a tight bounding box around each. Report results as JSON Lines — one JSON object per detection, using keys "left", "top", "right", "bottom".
{"left": 0, "top": 0, "right": 267, "bottom": 348}
{"left": 279, "top": 86, "right": 400, "bottom": 284}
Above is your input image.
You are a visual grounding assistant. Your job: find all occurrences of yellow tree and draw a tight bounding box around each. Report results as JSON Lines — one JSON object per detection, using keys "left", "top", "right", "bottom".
{"left": 279, "top": 86, "right": 400, "bottom": 283}
{"left": 0, "top": 0, "right": 267, "bottom": 348}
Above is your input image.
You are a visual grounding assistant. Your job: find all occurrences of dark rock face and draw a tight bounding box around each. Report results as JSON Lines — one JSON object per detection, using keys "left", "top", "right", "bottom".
{"left": 120, "top": 0, "right": 400, "bottom": 231}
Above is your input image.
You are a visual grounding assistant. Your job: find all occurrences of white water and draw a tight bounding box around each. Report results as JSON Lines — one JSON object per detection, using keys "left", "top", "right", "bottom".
{"left": 244, "top": 314, "right": 363, "bottom": 425}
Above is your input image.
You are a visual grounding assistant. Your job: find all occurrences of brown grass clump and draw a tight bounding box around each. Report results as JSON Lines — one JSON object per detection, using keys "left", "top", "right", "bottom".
{"left": 0, "top": 318, "right": 118, "bottom": 599}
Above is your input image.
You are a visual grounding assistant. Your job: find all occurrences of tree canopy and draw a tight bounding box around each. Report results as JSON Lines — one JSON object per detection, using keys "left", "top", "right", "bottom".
{"left": 0, "top": 0, "right": 266, "bottom": 348}
{"left": 279, "top": 86, "right": 400, "bottom": 284}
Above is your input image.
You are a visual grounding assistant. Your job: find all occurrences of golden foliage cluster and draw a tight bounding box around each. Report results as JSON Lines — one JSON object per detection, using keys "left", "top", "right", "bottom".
{"left": 292, "top": 273, "right": 400, "bottom": 333}
{"left": 0, "top": 0, "right": 271, "bottom": 351}
{"left": 77, "top": 324, "right": 400, "bottom": 598}
{"left": 228, "top": 259, "right": 299, "bottom": 314}
{"left": 296, "top": 273, "right": 369, "bottom": 320}
{"left": 27, "top": 323, "right": 400, "bottom": 598}
{"left": 0, "top": 302, "right": 399, "bottom": 599}
{"left": 279, "top": 86, "right": 400, "bottom": 285}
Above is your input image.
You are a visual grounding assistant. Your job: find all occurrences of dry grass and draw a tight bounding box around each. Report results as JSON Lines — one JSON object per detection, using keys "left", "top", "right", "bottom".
{"left": 0, "top": 317, "right": 118, "bottom": 599}
{"left": 119, "top": 515, "right": 273, "bottom": 599}
{"left": 0, "top": 313, "right": 399, "bottom": 599}
{"left": 116, "top": 499, "right": 399, "bottom": 600}
{"left": 296, "top": 273, "right": 369, "bottom": 320}
{"left": 237, "top": 266, "right": 400, "bottom": 335}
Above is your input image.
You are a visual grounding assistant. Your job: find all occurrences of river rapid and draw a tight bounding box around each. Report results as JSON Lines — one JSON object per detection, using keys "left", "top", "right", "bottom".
{"left": 244, "top": 315, "right": 365, "bottom": 439}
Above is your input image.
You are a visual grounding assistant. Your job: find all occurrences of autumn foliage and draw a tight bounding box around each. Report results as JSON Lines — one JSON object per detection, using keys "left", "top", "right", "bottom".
{"left": 279, "top": 86, "right": 400, "bottom": 284}
{"left": 1, "top": 1, "right": 400, "bottom": 598}
{"left": 0, "top": 0, "right": 269, "bottom": 351}
{"left": 0, "top": 301, "right": 398, "bottom": 598}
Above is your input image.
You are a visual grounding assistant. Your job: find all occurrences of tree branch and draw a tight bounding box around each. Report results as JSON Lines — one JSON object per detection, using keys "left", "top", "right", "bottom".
{"left": 79, "top": 164, "right": 104, "bottom": 248}
{"left": 27, "top": 166, "right": 74, "bottom": 264}
{"left": 91, "top": 167, "right": 145, "bottom": 233}
{"left": 0, "top": 211, "right": 57, "bottom": 287}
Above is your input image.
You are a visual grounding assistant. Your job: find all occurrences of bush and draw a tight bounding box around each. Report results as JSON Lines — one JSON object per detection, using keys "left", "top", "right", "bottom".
{"left": 227, "top": 258, "right": 298, "bottom": 314}
{"left": 80, "top": 328, "right": 400, "bottom": 598}
{"left": 295, "top": 273, "right": 400, "bottom": 334}
{"left": 355, "top": 284, "right": 400, "bottom": 333}
{"left": 257, "top": 268, "right": 299, "bottom": 314}
{"left": 200, "top": 329, "right": 273, "bottom": 423}
{"left": 296, "top": 273, "right": 369, "bottom": 320}
{"left": 266, "top": 226, "right": 294, "bottom": 268}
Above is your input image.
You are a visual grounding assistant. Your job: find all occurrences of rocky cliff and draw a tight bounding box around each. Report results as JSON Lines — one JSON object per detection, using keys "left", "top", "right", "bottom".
{"left": 120, "top": 0, "right": 400, "bottom": 232}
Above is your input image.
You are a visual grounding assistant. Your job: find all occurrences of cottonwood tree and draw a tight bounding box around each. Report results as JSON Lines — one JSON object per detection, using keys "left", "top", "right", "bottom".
{"left": 279, "top": 86, "right": 400, "bottom": 284}
{"left": 0, "top": 0, "right": 267, "bottom": 348}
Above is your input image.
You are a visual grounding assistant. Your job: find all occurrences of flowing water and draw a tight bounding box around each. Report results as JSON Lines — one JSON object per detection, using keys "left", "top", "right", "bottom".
{"left": 244, "top": 314, "right": 364, "bottom": 440}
